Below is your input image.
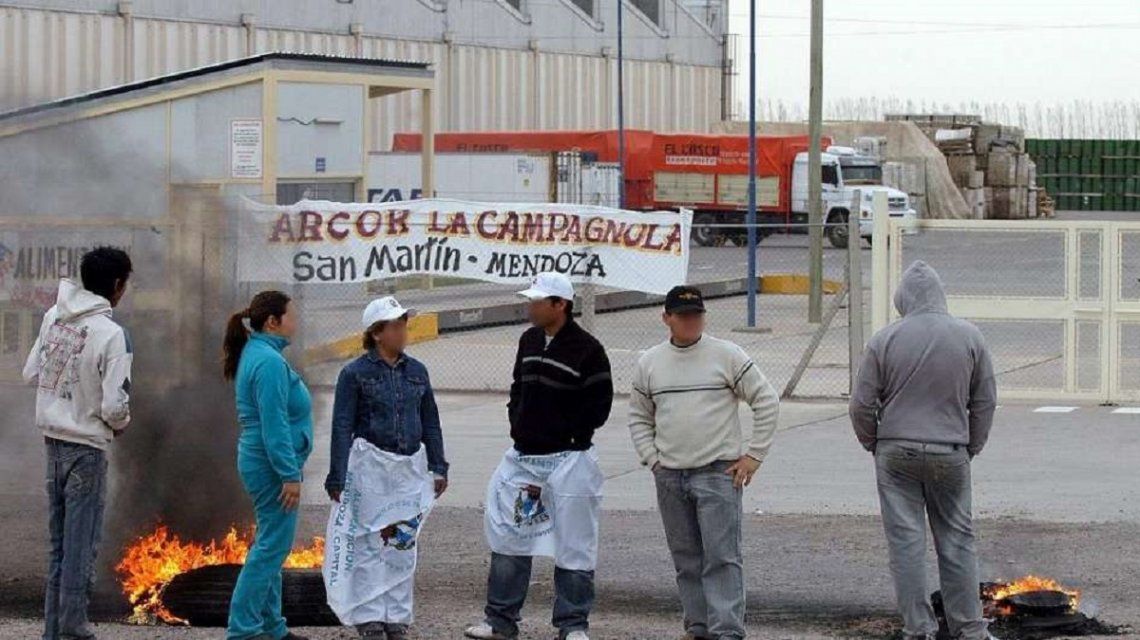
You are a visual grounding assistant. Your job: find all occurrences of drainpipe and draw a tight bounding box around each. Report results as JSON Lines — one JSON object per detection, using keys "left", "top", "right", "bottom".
{"left": 529, "top": 38, "right": 540, "bottom": 129}
{"left": 118, "top": 1, "right": 133, "bottom": 83}
{"left": 241, "top": 13, "right": 257, "bottom": 56}
{"left": 442, "top": 30, "right": 455, "bottom": 131}
{"left": 601, "top": 45, "right": 614, "bottom": 129}
{"left": 350, "top": 22, "right": 364, "bottom": 57}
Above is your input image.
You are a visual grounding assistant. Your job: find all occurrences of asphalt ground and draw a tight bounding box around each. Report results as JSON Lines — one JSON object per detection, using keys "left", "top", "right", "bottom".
{"left": 1, "top": 391, "right": 1138, "bottom": 639}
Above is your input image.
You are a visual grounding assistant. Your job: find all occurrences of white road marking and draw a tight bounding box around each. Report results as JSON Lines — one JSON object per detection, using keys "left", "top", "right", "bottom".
{"left": 1033, "top": 406, "right": 1079, "bottom": 413}
{"left": 1111, "top": 407, "right": 1140, "bottom": 414}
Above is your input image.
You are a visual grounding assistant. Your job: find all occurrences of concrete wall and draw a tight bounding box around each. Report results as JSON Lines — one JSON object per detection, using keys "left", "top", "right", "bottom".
{"left": 276, "top": 82, "right": 364, "bottom": 178}
{"left": 171, "top": 83, "right": 262, "bottom": 183}
{"left": 0, "top": 103, "right": 169, "bottom": 218}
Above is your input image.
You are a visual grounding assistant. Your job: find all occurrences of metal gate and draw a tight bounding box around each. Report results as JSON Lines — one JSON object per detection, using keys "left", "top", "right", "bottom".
{"left": 879, "top": 219, "right": 1140, "bottom": 404}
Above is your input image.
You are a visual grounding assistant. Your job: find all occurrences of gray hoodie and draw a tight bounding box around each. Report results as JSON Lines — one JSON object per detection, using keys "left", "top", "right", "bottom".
{"left": 849, "top": 261, "right": 996, "bottom": 456}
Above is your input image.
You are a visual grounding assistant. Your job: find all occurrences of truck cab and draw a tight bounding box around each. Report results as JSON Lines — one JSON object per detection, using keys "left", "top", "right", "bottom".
{"left": 790, "top": 146, "right": 917, "bottom": 248}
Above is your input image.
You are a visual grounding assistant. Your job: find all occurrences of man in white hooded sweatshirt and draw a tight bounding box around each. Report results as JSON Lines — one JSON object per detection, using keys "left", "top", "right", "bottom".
{"left": 23, "top": 247, "right": 134, "bottom": 640}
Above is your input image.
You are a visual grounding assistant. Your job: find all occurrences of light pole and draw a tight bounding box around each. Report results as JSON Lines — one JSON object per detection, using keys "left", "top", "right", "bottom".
{"left": 807, "top": 0, "right": 824, "bottom": 322}
{"left": 617, "top": 0, "right": 625, "bottom": 209}
{"left": 745, "top": 0, "right": 758, "bottom": 326}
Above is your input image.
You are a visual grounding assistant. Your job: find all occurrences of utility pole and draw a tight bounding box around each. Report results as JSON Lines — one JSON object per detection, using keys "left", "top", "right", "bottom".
{"left": 617, "top": 0, "right": 626, "bottom": 209}
{"left": 807, "top": 0, "right": 824, "bottom": 322}
{"left": 745, "top": 0, "right": 757, "bottom": 326}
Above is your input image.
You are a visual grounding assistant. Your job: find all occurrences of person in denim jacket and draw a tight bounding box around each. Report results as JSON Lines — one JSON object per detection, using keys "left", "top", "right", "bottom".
{"left": 324, "top": 296, "right": 448, "bottom": 640}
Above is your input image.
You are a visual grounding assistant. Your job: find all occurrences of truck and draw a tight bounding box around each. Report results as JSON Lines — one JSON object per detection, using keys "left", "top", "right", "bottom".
{"left": 392, "top": 130, "right": 916, "bottom": 248}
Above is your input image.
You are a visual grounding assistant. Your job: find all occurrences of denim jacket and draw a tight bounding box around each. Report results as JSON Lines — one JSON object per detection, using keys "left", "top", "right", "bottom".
{"left": 324, "top": 351, "right": 447, "bottom": 493}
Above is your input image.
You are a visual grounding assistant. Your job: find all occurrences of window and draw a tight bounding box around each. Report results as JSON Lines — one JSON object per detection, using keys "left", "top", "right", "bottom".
{"left": 571, "top": 0, "right": 595, "bottom": 17}
{"left": 276, "top": 181, "right": 357, "bottom": 205}
{"left": 840, "top": 165, "right": 882, "bottom": 185}
{"left": 821, "top": 165, "right": 840, "bottom": 187}
{"left": 631, "top": 0, "right": 660, "bottom": 25}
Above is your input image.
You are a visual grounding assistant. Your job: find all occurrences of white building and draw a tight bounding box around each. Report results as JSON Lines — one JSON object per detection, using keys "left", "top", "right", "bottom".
{"left": 0, "top": 0, "right": 732, "bottom": 146}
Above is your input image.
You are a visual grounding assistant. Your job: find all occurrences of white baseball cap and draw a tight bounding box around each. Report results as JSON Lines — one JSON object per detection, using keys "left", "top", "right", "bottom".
{"left": 362, "top": 296, "right": 415, "bottom": 329}
{"left": 517, "top": 272, "right": 574, "bottom": 301}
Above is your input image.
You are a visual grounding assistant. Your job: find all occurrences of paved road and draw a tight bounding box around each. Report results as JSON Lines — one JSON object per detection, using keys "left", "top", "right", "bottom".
{"left": 1, "top": 391, "right": 1138, "bottom": 638}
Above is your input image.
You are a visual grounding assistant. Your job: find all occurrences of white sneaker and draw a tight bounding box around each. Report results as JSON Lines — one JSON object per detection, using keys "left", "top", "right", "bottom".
{"left": 564, "top": 632, "right": 590, "bottom": 640}
{"left": 464, "top": 622, "right": 512, "bottom": 640}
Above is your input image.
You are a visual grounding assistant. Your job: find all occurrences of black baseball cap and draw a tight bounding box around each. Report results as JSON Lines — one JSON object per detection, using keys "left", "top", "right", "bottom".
{"left": 665, "top": 285, "right": 706, "bottom": 314}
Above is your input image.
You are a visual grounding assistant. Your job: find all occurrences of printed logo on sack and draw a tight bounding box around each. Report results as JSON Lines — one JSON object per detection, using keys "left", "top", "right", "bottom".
{"left": 380, "top": 514, "right": 423, "bottom": 551}
{"left": 513, "top": 490, "right": 550, "bottom": 527}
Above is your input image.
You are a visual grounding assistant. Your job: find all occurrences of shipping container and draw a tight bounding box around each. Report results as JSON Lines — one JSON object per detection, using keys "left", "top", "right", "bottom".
{"left": 366, "top": 151, "right": 620, "bottom": 208}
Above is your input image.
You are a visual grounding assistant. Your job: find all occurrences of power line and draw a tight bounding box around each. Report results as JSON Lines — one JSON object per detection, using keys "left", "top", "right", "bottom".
{"left": 734, "top": 22, "right": 1140, "bottom": 39}
{"left": 728, "top": 11, "right": 1140, "bottom": 29}
{"left": 437, "top": 21, "right": 1140, "bottom": 41}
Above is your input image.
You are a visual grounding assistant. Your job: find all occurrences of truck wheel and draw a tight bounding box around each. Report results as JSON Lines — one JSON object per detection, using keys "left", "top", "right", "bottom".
{"left": 692, "top": 213, "right": 721, "bottom": 247}
{"left": 826, "top": 211, "right": 849, "bottom": 249}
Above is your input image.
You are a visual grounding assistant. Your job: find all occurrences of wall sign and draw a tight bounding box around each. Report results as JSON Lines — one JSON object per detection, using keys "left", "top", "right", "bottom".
{"left": 230, "top": 119, "right": 263, "bottom": 179}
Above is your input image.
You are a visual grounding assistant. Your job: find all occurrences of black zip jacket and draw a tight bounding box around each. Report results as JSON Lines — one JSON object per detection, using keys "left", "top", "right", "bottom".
{"left": 508, "top": 319, "right": 613, "bottom": 455}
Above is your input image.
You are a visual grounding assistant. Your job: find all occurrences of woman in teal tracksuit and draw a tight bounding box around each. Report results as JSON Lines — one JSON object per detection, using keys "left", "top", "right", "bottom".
{"left": 223, "top": 290, "right": 314, "bottom": 640}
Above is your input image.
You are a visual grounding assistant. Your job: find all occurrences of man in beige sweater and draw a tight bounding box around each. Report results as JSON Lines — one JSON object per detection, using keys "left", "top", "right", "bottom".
{"left": 628, "top": 285, "right": 780, "bottom": 640}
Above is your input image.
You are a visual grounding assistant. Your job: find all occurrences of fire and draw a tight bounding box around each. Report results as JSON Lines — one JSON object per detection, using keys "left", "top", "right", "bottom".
{"left": 987, "top": 575, "right": 1081, "bottom": 607}
{"left": 116, "top": 524, "right": 324, "bottom": 624}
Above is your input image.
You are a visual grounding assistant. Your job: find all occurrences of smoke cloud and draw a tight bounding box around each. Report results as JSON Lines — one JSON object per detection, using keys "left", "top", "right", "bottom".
{"left": 0, "top": 124, "right": 257, "bottom": 612}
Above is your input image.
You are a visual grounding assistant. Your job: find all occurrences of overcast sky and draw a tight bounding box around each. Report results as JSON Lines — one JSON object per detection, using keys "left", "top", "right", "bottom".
{"left": 726, "top": 0, "right": 1140, "bottom": 107}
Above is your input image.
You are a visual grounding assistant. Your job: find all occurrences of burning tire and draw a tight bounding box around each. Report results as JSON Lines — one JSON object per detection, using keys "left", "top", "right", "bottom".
{"left": 161, "top": 564, "right": 338, "bottom": 627}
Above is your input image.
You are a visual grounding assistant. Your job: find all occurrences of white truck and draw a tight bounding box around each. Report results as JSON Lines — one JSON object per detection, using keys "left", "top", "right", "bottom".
{"left": 790, "top": 146, "right": 917, "bottom": 248}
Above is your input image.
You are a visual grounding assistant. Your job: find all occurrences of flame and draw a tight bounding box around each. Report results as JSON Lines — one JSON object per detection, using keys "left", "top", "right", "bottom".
{"left": 987, "top": 575, "right": 1080, "bottom": 609}
{"left": 115, "top": 524, "right": 324, "bottom": 625}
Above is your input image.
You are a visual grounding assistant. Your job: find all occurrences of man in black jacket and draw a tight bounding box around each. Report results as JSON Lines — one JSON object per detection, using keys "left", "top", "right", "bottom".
{"left": 466, "top": 272, "right": 613, "bottom": 640}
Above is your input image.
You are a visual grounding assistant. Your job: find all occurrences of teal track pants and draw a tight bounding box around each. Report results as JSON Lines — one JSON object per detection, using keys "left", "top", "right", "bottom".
{"left": 226, "top": 461, "right": 299, "bottom": 640}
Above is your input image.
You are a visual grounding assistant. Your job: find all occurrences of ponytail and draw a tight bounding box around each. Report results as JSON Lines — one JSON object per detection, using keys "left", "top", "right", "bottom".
{"left": 222, "top": 291, "right": 291, "bottom": 380}
{"left": 222, "top": 308, "right": 251, "bottom": 380}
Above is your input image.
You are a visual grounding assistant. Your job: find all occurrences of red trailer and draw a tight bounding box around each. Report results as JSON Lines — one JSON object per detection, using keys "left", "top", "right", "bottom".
{"left": 393, "top": 130, "right": 831, "bottom": 245}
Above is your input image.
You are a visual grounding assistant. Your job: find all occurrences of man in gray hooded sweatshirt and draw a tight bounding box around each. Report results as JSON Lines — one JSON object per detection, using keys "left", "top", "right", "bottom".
{"left": 850, "top": 261, "right": 997, "bottom": 640}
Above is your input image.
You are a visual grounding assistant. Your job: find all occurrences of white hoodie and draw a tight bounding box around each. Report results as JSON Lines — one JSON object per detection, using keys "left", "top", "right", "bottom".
{"left": 22, "top": 279, "right": 133, "bottom": 450}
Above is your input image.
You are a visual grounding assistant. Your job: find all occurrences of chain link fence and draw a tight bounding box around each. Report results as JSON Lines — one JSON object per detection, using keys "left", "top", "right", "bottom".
{"left": 286, "top": 222, "right": 867, "bottom": 400}
{"left": 2, "top": 209, "right": 869, "bottom": 401}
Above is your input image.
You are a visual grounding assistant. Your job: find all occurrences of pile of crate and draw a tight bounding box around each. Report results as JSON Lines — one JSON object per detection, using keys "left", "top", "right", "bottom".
{"left": 886, "top": 114, "right": 1044, "bottom": 219}
{"left": 1027, "top": 139, "right": 1140, "bottom": 212}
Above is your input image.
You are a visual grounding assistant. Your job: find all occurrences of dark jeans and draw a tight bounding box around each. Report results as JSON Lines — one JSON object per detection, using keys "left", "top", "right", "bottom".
{"left": 483, "top": 552, "right": 594, "bottom": 639}
{"left": 44, "top": 438, "right": 107, "bottom": 640}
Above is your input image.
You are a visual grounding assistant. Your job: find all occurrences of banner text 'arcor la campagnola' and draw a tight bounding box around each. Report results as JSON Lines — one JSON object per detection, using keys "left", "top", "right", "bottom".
{"left": 238, "top": 199, "right": 692, "bottom": 295}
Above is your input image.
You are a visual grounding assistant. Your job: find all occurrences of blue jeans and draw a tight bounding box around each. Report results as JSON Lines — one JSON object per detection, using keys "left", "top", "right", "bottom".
{"left": 483, "top": 552, "right": 594, "bottom": 639}
{"left": 226, "top": 457, "right": 300, "bottom": 640}
{"left": 44, "top": 438, "right": 107, "bottom": 640}
{"left": 654, "top": 461, "right": 746, "bottom": 640}
{"left": 875, "top": 441, "right": 988, "bottom": 640}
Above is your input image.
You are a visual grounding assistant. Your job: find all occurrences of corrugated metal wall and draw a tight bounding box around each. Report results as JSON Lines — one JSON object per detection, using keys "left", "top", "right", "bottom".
{"left": 0, "top": 6, "right": 723, "bottom": 144}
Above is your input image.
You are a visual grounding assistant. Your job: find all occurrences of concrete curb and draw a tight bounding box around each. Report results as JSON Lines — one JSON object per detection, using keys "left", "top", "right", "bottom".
{"left": 303, "top": 273, "right": 842, "bottom": 364}
{"left": 438, "top": 273, "right": 842, "bottom": 332}
{"left": 303, "top": 313, "right": 439, "bottom": 366}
